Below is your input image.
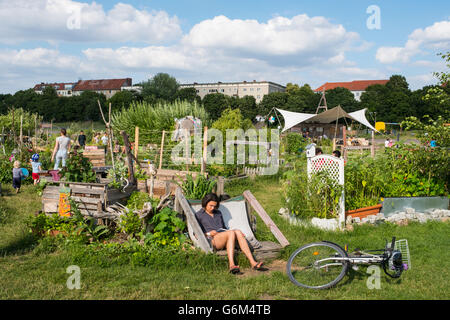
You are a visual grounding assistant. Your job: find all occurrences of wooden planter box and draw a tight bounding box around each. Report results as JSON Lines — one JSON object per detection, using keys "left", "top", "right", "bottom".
{"left": 42, "top": 181, "right": 134, "bottom": 218}
{"left": 345, "top": 204, "right": 382, "bottom": 219}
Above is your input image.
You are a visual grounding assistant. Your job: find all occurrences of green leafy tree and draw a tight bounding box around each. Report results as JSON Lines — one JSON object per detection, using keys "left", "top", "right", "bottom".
{"left": 325, "top": 87, "right": 359, "bottom": 112}
{"left": 236, "top": 95, "right": 258, "bottom": 121}
{"left": 423, "top": 52, "right": 450, "bottom": 119}
{"left": 202, "top": 93, "right": 230, "bottom": 121}
{"left": 258, "top": 92, "right": 289, "bottom": 116}
{"left": 108, "top": 90, "right": 135, "bottom": 112}
{"left": 174, "top": 87, "right": 201, "bottom": 104}
{"left": 212, "top": 107, "right": 253, "bottom": 134}
{"left": 141, "top": 73, "right": 179, "bottom": 104}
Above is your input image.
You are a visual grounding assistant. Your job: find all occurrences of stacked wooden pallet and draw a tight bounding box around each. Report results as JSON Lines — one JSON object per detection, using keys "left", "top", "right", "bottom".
{"left": 146, "top": 169, "right": 204, "bottom": 198}
{"left": 83, "top": 147, "right": 106, "bottom": 167}
{"left": 41, "top": 182, "right": 133, "bottom": 219}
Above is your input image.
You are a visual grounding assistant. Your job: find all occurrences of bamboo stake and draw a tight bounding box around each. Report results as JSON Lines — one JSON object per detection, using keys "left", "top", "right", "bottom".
{"left": 134, "top": 126, "right": 139, "bottom": 160}
{"left": 201, "top": 126, "right": 208, "bottom": 174}
{"left": 19, "top": 114, "right": 23, "bottom": 149}
{"left": 185, "top": 129, "right": 189, "bottom": 172}
{"left": 159, "top": 130, "right": 165, "bottom": 170}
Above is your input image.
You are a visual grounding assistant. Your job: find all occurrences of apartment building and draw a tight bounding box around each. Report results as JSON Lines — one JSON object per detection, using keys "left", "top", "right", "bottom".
{"left": 34, "top": 78, "right": 134, "bottom": 99}
{"left": 179, "top": 80, "right": 285, "bottom": 103}
{"left": 33, "top": 82, "right": 77, "bottom": 97}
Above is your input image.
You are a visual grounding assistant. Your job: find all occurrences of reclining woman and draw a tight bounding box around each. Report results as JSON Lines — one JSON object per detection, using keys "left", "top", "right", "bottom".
{"left": 195, "top": 193, "right": 265, "bottom": 274}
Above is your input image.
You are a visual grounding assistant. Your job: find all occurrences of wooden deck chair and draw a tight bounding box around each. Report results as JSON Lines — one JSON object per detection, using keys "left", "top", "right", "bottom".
{"left": 174, "top": 187, "right": 289, "bottom": 261}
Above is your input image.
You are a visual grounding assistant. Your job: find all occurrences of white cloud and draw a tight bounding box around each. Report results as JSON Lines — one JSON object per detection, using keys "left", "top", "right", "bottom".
{"left": 0, "top": 0, "right": 182, "bottom": 44}
{"left": 376, "top": 20, "right": 450, "bottom": 64}
{"left": 182, "top": 14, "right": 360, "bottom": 64}
{"left": 75, "top": 14, "right": 363, "bottom": 78}
{"left": 0, "top": 48, "right": 79, "bottom": 69}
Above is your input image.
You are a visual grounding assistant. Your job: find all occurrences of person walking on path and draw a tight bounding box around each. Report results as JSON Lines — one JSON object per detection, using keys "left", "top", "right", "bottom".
{"left": 78, "top": 130, "right": 86, "bottom": 148}
{"left": 12, "top": 160, "right": 23, "bottom": 193}
{"left": 51, "top": 128, "right": 71, "bottom": 170}
{"left": 30, "top": 153, "right": 42, "bottom": 185}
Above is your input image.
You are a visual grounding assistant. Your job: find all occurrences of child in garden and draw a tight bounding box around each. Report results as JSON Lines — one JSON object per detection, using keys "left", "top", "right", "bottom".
{"left": 30, "top": 153, "right": 42, "bottom": 185}
{"left": 12, "top": 160, "right": 23, "bottom": 193}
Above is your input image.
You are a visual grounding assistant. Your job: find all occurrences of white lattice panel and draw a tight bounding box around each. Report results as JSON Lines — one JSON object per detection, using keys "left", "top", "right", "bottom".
{"left": 307, "top": 155, "right": 344, "bottom": 185}
{"left": 307, "top": 154, "right": 345, "bottom": 228}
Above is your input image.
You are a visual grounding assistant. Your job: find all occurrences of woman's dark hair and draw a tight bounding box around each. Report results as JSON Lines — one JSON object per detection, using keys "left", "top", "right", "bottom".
{"left": 332, "top": 150, "right": 341, "bottom": 158}
{"left": 61, "top": 128, "right": 67, "bottom": 136}
{"left": 201, "top": 193, "right": 220, "bottom": 208}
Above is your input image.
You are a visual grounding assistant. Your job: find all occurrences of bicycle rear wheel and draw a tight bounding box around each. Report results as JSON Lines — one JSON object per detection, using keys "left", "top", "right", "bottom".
{"left": 287, "top": 242, "right": 349, "bottom": 289}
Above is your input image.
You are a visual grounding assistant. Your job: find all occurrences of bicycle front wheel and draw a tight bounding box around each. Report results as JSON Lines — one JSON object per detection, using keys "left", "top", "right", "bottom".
{"left": 287, "top": 242, "right": 349, "bottom": 289}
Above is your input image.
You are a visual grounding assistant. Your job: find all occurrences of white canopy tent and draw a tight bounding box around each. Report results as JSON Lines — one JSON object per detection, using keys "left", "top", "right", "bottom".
{"left": 275, "top": 106, "right": 378, "bottom": 133}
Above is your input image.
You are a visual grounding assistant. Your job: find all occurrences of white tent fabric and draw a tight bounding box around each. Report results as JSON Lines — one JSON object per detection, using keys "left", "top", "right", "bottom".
{"left": 347, "top": 108, "right": 378, "bottom": 132}
{"left": 276, "top": 106, "right": 378, "bottom": 132}
{"left": 275, "top": 108, "right": 316, "bottom": 132}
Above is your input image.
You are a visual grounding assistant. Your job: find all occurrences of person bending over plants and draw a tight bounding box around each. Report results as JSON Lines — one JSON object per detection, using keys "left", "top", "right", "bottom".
{"left": 195, "top": 193, "right": 266, "bottom": 274}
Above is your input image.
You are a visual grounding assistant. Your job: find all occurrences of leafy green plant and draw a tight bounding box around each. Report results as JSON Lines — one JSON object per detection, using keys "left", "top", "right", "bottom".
{"left": 0, "top": 155, "right": 13, "bottom": 183}
{"left": 118, "top": 211, "right": 143, "bottom": 238}
{"left": 282, "top": 162, "right": 343, "bottom": 219}
{"left": 111, "top": 100, "right": 210, "bottom": 144}
{"left": 134, "top": 166, "right": 148, "bottom": 180}
{"left": 36, "top": 180, "right": 48, "bottom": 196}
{"left": 181, "top": 174, "right": 217, "bottom": 199}
{"left": 145, "top": 207, "right": 186, "bottom": 247}
{"left": 60, "top": 152, "right": 96, "bottom": 182}
{"left": 126, "top": 191, "right": 158, "bottom": 211}
{"left": 107, "top": 160, "right": 128, "bottom": 189}
{"left": 284, "top": 132, "right": 308, "bottom": 155}
{"left": 70, "top": 199, "right": 110, "bottom": 242}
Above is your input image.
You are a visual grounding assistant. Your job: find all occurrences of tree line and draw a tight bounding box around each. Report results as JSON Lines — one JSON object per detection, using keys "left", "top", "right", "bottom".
{"left": 0, "top": 72, "right": 447, "bottom": 124}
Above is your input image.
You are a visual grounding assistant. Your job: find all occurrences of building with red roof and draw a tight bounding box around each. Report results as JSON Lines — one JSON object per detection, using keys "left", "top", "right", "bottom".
{"left": 314, "top": 80, "right": 389, "bottom": 101}
{"left": 72, "top": 78, "right": 132, "bottom": 98}
{"left": 33, "top": 82, "right": 77, "bottom": 97}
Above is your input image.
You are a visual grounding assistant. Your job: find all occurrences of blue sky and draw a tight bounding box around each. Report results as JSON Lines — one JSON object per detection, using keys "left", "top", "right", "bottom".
{"left": 0, "top": 0, "right": 449, "bottom": 94}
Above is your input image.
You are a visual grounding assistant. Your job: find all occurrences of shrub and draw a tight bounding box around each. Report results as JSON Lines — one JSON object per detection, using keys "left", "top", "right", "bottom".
{"left": 60, "top": 152, "right": 96, "bottom": 182}
{"left": 181, "top": 174, "right": 216, "bottom": 199}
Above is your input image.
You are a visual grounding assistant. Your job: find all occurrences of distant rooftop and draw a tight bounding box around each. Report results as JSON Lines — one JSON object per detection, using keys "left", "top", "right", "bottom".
{"left": 73, "top": 78, "right": 132, "bottom": 91}
{"left": 314, "top": 80, "right": 389, "bottom": 92}
{"left": 180, "top": 80, "right": 285, "bottom": 88}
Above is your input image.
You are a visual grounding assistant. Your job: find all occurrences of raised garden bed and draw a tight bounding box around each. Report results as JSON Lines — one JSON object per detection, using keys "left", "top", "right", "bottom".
{"left": 345, "top": 204, "right": 383, "bottom": 219}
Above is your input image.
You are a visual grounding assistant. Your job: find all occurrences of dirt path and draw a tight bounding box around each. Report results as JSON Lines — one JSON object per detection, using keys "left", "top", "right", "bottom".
{"left": 236, "top": 259, "right": 287, "bottom": 278}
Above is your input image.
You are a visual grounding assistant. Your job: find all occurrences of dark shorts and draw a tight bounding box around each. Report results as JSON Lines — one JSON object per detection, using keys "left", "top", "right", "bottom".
{"left": 12, "top": 177, "right": 21, "bottom": 189}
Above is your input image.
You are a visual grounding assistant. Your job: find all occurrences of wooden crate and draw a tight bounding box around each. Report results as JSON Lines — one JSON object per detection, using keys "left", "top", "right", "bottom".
{"left": 42, "top": 181, "right": 132, "bottom": 217}
{"left": 83, "top": 149, "right": 106, "bottom": 167}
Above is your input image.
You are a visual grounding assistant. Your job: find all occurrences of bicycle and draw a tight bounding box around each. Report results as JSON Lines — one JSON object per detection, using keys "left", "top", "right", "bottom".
{"left": 286, "top": 237, "right": 410, "bottom": 289}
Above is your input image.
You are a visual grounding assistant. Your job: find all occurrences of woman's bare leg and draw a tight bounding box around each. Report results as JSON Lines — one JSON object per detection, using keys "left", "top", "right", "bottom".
{"left": 212, "top": 231, "right": 237, "bottom": 268}
{"left": 233, "top": 230, "right": 258, "bottom": 267}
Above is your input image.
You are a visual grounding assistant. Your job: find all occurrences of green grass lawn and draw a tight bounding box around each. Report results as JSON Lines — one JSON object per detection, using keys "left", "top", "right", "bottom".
{"left": 0, "top": 178, "right": 449, "bottom": 300}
